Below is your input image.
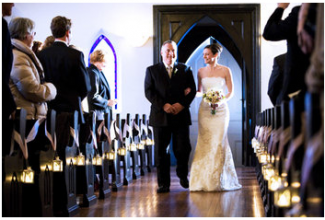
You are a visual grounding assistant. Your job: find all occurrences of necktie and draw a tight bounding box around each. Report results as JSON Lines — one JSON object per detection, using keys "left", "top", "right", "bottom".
{"left": 167, "top": 66, "right": 172, "bottom": 78}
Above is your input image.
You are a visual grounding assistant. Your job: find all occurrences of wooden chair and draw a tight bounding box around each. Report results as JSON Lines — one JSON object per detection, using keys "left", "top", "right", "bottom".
{"left": 138, "top": 116, "right": 148, "bottom": 176}
{"left": 109, "top": 113, "right": 123, "bottom": 192}
{"left": 130, "top": 114, "right": 141, "bottom": 180}
{"left": 76, "top": 112, "right": 97, "bottom": 207}
{"left": 146, "top": 118, "right": 154, "bottom": 170}
{"left": 53, "top": 111, "right": 79, "bottom": 216}
{"left": 95, "top": 111, "right": 111, "bottom": 199}
{"left": 37, "top": 109, "right": 56, "bottom": 216}
{"left": 299, "top": 92, "right": 323, "bottom": 216}
{"left": 3, "top": 108, "right": 26, "bottom": 217}
{"left": 119, "top": 114, "right": 132, "bottom": 186}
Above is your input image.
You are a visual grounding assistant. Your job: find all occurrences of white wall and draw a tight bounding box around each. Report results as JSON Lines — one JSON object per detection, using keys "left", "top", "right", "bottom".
{"left": 7, "top": 2, "right": 301, "bottom": 118}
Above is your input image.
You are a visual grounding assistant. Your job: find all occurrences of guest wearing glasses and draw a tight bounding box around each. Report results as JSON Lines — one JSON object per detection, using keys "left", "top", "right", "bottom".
{"left": 8, "top": 17, "right": 57, "bottom": 120}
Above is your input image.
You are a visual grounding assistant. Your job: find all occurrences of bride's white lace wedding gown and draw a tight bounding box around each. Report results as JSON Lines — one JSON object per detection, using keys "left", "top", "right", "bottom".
{"left": 189, "top": 77, "right": 242, "bottom": 191}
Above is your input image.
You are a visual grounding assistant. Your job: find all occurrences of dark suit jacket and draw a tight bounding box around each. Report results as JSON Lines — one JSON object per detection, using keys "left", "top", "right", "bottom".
{"left": 263, "top": 6, "right": 310, "bottom": 101}
{"left": 268, "top": 53, "right": 286, "bottom": 106}
{"left": 38, "top": 42, "right": 91, "bottom": 115}
{"left": 2, "top": 18, "right": 16, "bottom": 120}
{"left": 145, "top": 62, "right": 196, "bottom": 127}
{"left": 87, "top": 64, "right": 111, "bottom": 113}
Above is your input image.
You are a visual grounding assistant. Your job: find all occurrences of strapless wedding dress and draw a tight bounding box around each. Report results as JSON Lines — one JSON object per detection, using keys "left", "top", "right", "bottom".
{"left": 189, "top": 77, "right": 242, "bottom": 191}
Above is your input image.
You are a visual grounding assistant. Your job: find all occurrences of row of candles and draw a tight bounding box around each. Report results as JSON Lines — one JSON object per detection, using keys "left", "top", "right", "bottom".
{"left": 251, "top": 137, "right": 301, "bottom": 210}
{"left": 19, "top": 137, "right": 154, "bottom": 184}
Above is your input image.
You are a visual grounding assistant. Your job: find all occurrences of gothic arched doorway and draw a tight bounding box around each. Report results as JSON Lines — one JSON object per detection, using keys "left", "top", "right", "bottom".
{"left": 153, "top": 4, "right": 261, "bottom": 166}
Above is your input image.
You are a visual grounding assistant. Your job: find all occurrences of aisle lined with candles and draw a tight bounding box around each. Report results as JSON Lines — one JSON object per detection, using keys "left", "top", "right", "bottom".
{"left": 76, "top": 167, "right": 264, "bottom": 217}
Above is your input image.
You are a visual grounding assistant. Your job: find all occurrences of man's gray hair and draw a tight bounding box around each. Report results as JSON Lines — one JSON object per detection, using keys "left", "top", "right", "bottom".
{"left": 161, "top": 40, "right": 177, "bottom": 51}
{"left": 9, "top": 17, "right": 35, "bottom": 40}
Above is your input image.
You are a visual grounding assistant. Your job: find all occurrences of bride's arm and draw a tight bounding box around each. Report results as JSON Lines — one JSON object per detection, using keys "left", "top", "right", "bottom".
{"left": 196, "top": 69, "right": 203, "bottom": 97}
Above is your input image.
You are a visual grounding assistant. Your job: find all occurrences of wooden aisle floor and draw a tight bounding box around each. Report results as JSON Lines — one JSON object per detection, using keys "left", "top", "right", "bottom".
{"left": 76, "top": 167, "right": 265, "bottom": 217}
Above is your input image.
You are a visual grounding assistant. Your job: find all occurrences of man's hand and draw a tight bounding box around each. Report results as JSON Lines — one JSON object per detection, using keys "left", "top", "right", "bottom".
{"left": 171, "top": 103, "right": 184, "bottom": 115}
{"left": 163, "top": 103, "right": 176, "bottom": 114}
{"left": 184, "top": 87, "right": 191, "bottom": 96}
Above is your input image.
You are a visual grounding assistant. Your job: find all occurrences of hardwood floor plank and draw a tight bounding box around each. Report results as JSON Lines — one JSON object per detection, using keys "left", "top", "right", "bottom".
{"left": 76, "top": 167, "right": 265, "bottom": 217}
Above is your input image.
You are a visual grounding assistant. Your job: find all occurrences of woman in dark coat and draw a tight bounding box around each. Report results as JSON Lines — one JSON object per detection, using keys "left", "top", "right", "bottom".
{"left": 87, "top": 49, "right": 117, "bottom": 120}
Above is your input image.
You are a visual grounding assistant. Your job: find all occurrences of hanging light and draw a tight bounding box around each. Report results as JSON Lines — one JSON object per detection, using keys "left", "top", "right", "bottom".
{"left": 117, "top": 147, "right": 127, "bottom": 156}
{"left": 274, "top": 187, "right": 291, "bottom": 208}
{"left": 95, "top": 154, "right": 102, "bottom": 166}
{"left": 66, "top": 156, "right": 77, "bottom": 165}
{"left": 106, "top": 150, "right": 115, "bottom": 160}
{"left": 77, "top": 152, "right": 85, "bottom": 166}
{"left": 291, "top": 187, "right": 300, "bottom": 204}
{"left": 268, "top": 174, "right": 282, "bottom": 191}
{"left": 21, "top": 166, "right": 34, "bottom": 184}
{"left": 53, "top": 156, "right": 63, "bottom": 172}
{"left": 264, "top": 164, "right": 275, "bottom": 181}
{"left": 290, "top": 181, "right": 301, "bottom": 205}
{"left": 258, "top": 151, "right": 267, "bottom": 164}
{"left": 137, "top": 143, "right": 145, "bottom": 150}
{"left": 130, "top": 142, "right": 137, "bottom": 151}
{"left": 92, "top": 153, "right": 102, "bottom": 166}
{"left": 146, "top": 138, "right": 154, "bottom": 145}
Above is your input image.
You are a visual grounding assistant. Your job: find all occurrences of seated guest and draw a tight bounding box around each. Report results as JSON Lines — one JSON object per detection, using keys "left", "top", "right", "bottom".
{"left": 38, "top": 16, "right": 90, "bottom": 122}
{"left": 87, "top": 49, "right": 117, "bottom": 120}
{"left": 9, "top": 17, "right": 57, "bottom": 120}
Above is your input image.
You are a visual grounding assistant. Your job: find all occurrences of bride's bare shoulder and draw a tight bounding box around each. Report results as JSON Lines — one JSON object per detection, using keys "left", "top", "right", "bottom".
{"left": 218, "top": 64, "right": 230, "bottom": 71}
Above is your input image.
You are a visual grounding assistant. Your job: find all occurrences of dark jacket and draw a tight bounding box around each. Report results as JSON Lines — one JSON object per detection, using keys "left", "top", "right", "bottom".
{"left": 2, "top": 17, "right": 16, "bottom": 120}
{"left": 268, "top": 53, "right": 286, "bottom": 106}
{"left": 144, "top": 62, "right": 196, "bottom": 127}
{"left": 263, "top": 6, "right": 310, "bottom": 101}
{"left": 87, "top": 64, "right": 111, "bottom": 115}
{"left": 38, "top": 42, "right": 91, "bottom": 118}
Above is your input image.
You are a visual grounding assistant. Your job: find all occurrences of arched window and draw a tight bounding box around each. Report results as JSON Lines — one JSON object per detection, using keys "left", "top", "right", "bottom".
{"left": 88, "top": 34, "right": 118, "bottom": 110}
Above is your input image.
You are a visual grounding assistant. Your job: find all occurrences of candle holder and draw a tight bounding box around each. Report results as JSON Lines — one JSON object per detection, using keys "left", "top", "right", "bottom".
{"left": 93, "top": 154, "right": 102, "bottom": 166}
{"left": 117, "top": 147, "right": 126, "bottom": 156}
{"left": 137, "top": 143, "right": 145, "bottom": 150}
{"left": 21, "top": 166, "right": 34, "bottom": 184}
{"left": 274, "top": 186, "right": 291, "bottom": 208}
{"left": 53, "top": 156, "right": 63, "bottom": 172}
{"left": 268, "top": 174, "right": 282, "bottom": 191}
{"left": 106, "top": 150, "right": 115, "bottom": 160}
{"left": 130, "top": 143, "right": 137, "bottom": 151}
{"left": 77, "top": 152, "right": 85, "bottom": 166}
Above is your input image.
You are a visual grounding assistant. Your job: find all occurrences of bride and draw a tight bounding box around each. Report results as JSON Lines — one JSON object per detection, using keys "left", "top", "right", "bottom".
{"left": 189, "top": 43, "right": 242, "bottom": 191}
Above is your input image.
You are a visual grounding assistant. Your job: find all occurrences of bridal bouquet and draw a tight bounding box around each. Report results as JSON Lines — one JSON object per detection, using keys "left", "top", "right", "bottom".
{"left": 203, "top": 89, "right": 225, "bottom": 115}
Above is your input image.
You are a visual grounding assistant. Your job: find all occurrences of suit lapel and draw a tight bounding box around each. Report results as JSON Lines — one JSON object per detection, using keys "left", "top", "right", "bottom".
{"left": 159, "top": 62, "right": 171, "bottom": 82}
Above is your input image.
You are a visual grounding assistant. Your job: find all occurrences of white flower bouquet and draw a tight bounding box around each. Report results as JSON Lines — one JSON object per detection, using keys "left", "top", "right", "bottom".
{"left": 203, "top": 89, "right": 225, "bottom": 115}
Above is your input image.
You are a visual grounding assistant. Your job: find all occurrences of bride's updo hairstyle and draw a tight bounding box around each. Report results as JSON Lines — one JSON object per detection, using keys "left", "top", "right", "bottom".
{"left": 204, "top": 43, "right": 223, "bottom": 60}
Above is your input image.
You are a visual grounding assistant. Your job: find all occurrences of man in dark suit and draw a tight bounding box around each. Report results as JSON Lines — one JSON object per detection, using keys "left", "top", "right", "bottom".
{"left": 267, "top": 53, "right": 286, "bottom": 106}
{"left": 145, "top": 40, "right": 196, "bottom": 193}
{"left": 38, "top": 16, "right": 91, "bottom": 123}
{"left": 263, "top": 3, "right": 310, "bottom": 102}
{"left": 2, "top": 3, "right": 16, "bottom": 156}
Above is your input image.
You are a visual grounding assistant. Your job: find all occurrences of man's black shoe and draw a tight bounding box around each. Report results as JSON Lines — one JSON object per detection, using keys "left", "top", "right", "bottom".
{"left": 180, "top": 178, "right": 189, "bottom": 189}
{"left": 157, "top": 186, "right": 170, "bottom": 193}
